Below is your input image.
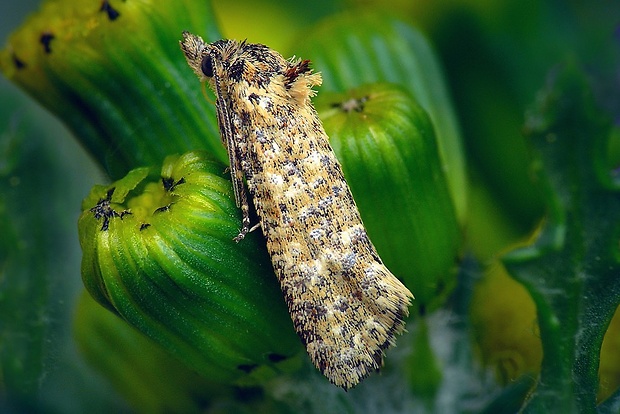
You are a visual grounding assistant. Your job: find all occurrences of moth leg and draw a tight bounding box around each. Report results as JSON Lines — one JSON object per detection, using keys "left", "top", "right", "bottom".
{"left": 233, "top": 192, "right": 253, "bottom": 243}
{"left": 211, "top": 59, "right": 251, "bottom": 242}
{"left": 234, "top": 212, "right": 261, "bottom": 242}
{"left": 232, "top": 170, "right": 251, "bottom": 242}
{"left": 232, "top": 179, "right": 262, "bottom": 242}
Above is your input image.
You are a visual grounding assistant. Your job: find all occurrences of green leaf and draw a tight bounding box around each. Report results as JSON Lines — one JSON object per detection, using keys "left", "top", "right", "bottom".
{"left": 0, "top": 93, "right": 48, "bottom": 409}
{"left": 502, "top": 65, "right": 619, "bottom": 412}
{"left": 480, "top": 375, "right": 536, "bottom": 414}
{"left": 0, "top": 81, "right": 127, "bottom": 413}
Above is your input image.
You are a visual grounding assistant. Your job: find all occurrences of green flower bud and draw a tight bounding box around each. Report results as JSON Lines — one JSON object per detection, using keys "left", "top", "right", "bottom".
{"left": 316, "top": 83, "right": 460, "bottom": 311}
{"left": 0, "top": 0, "right": 224, "bottom": 178}
{"left": 296, "top": 12, "right": 467, "bottom": 224}
{"left": 78, "top": 150, "right": 302, "bottom": 384}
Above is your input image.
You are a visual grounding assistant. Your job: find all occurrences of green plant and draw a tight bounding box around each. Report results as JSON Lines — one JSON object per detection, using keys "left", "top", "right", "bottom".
{"left": 1, "top": 1, "right": 619, "bottom": 413}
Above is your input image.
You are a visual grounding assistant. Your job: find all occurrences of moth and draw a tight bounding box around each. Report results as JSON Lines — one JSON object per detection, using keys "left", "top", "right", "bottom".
{"left": 180, "top": 32, "right": 413, "bottom": 389}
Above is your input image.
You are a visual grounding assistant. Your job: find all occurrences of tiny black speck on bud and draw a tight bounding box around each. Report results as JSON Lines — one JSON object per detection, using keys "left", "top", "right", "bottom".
{"left": 89, "top": 187, "right": 130, "bottom": 231}
{"left": 100, "top": 0, "right": 120, "bottom": 21}
{"left": 154, "top": 204, "right": 172, "bottom": 213}
{"left": 11, "top": 53, "right": 26, "bottom": 69}
{"left": 39, "top": 32, "right": 54, "bottom": 54}
{"left": 162, "top": 176, "right": 186, "bottom": 192}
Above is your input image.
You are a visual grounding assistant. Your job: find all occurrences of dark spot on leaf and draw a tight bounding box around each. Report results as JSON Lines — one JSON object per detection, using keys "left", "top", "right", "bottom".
{"left": 237, "top": 363, "right": 258, "bottom": 373}
{"left": 267, "top": 353, "right": 287, "bottom": 363}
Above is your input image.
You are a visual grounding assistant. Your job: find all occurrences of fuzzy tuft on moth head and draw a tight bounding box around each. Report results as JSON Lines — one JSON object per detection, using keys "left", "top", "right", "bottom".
{"left": 180, "top": 31, "right": 210, "bottom": 81}
{"left": 285, "top": 58, "right": 322, "bottom": 105}
{"left": 180, "top": 33, "right": 322, "bottom": 105}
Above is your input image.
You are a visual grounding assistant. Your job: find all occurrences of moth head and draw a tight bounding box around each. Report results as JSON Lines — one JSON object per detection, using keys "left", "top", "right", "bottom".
{"left": 180, "top": 31, "right": 213, "bottom": 82}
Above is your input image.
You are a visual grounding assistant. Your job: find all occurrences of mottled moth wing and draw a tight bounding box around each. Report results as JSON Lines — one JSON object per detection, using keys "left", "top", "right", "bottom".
{"left": 180, "top": 32, "right": 413, "bottom": 389}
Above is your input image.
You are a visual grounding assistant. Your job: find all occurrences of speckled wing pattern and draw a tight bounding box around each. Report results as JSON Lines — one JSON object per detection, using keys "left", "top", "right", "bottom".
{"left": 180, "top": 32, "right": 413, "bottom": 390}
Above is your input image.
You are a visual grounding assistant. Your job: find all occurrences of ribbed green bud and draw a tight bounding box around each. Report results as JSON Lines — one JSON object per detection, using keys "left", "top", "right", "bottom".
{"left": 0, "top": 0, "right": 224, "bottom": 179}
{"left": 78, "top": 151, "right": 301, "bottom": 384}
{"left": 316, "top": 83, "right": 460, "bottom": 311}
{"left": 296, "top": 12, "right": 467, "bottom": 224}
